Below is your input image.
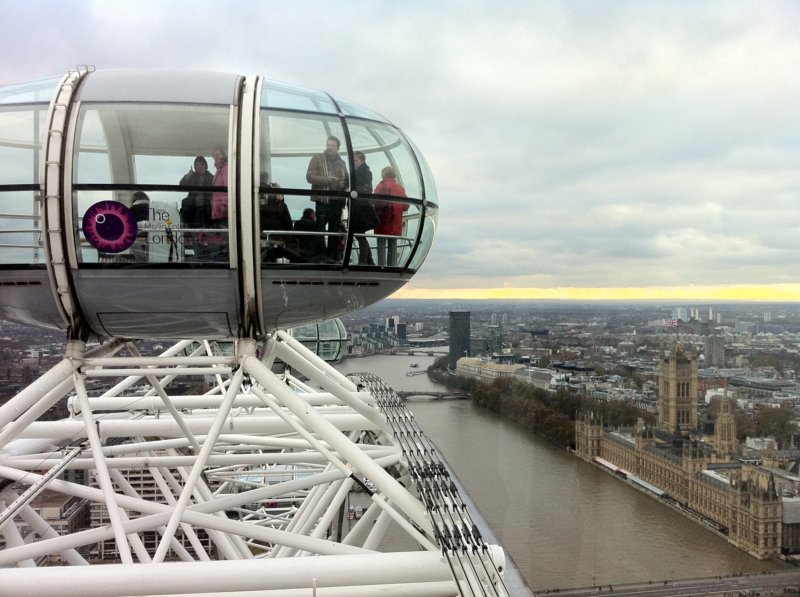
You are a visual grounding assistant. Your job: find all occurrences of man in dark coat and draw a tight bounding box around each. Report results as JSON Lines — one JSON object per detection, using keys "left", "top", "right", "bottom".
{"left": 306, "top": 135, "right": 348, "bottom": 260}
{"left": 350, "top": 151, "right": 377, "bottom": 265}
{"left": 179, "top": 156, "right": 213, "bottom": 260}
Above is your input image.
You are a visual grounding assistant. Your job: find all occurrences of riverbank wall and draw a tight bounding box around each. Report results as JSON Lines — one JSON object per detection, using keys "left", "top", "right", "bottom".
{"left": 574, "top": 451, "right": 796, "bottom": 569}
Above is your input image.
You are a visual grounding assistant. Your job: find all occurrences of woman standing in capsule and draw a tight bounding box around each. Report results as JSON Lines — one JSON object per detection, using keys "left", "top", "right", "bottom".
{"left": 210, "top": 147, "right": 229, "bottom": 261}
{"left": 374, "top": 166, "right": 407, "bottom": 267}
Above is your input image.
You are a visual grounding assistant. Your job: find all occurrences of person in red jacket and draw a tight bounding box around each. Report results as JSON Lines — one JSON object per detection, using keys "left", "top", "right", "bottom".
{"left": 373, "top": 166, "right": 408, "bottom": 266}
{"left": 210, "top": 146, "right": 229, "bottom": 261}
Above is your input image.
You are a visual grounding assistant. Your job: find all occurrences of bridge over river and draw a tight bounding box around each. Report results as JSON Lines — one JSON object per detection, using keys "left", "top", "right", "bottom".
{"left": 395, "top": 390, "right": 466, "bottom": 400}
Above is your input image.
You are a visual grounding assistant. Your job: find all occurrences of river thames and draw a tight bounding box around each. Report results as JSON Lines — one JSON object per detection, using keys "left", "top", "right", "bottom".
{"left": 335, "top": 353, "right": 786, "bottom": 591}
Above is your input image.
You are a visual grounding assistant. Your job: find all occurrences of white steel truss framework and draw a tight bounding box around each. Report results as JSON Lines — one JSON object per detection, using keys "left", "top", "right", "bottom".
{"left": 0, "top": 332, "right": 508, "bottom": 596}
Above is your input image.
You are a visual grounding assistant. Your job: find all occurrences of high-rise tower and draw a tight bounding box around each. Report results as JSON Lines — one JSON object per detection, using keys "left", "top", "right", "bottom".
{"left": 658, "top": 343, "right": 698, "bottom": 434}
{"left": 448, "top": 309, "right": 471, "bottom": 369}
{"left": 704, "top": 335, "right": 726, "bottom": 368}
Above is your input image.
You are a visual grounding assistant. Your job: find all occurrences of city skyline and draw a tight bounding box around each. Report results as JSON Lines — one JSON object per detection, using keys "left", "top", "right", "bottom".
{"left": 3, "top": 1, "right": 799, "bottom": 301}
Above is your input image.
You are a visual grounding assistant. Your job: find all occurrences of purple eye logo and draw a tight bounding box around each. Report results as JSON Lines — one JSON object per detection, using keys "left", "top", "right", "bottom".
{"left": 82, "top": 201, "right": 138, "bottom": 253}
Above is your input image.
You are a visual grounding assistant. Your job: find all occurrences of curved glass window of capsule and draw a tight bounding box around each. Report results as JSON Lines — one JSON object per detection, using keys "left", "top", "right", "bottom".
{"left": 72, "top": 103, "right": 231, "bottom": 266}
{"left": 0, "top": 105, "right": 49, "bottom": 264}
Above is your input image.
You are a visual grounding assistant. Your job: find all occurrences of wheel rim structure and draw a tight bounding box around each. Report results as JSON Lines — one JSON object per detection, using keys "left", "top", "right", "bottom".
{"left": 0, "top": 333, "right": 508, "bottom": 596}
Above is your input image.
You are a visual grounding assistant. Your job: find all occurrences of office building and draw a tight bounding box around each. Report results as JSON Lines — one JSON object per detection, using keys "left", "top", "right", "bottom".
{"left": 704, "top": 336, "right": 726, "bottom": 368}
{"left": 448, "top": 309, "right": 471, "bottom": 369}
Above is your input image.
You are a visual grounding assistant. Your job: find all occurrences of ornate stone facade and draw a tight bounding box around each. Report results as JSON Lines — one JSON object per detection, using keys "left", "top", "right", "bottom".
{"left": 575, "top": 413, "right": 789, "bottom": 560}
{"left": 658, "top": 343, "right": 698, "bottom": 434}
{"left": 573, "top": 340, "right": 798, "bottom": 560}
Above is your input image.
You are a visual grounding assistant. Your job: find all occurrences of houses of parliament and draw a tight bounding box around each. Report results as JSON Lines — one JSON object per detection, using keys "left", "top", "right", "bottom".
{"left": 576, "top": 342, "right": 800, "bottom": 561}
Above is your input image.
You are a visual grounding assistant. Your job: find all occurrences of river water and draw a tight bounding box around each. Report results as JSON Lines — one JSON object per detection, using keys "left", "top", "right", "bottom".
{"left": 336, "top": 353, "right": 785, "bottom": 591}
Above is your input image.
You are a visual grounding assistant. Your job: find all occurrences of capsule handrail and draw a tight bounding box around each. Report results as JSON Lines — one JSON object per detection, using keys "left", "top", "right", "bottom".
{"left": 0, "top": 243, "right": 43, "bottom": 249}
{"left": 0, "top": 226, "right": 42, "bottom": 235}
{"left": 0, "top": 214, "right": 42, "bottom": 220}
{"left": 259, "top": 230, "right": 337, "bottom": 240}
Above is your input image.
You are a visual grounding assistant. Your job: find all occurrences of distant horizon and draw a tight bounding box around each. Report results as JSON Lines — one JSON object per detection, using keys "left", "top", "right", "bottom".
{"left": 391, "top": 284, "right": 800, "bottom": 303}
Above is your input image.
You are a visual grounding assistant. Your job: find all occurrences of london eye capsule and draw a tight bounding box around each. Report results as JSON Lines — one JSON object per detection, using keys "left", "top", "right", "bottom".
{"left": 0, "top": 68, "right": 438, "bottom": 340}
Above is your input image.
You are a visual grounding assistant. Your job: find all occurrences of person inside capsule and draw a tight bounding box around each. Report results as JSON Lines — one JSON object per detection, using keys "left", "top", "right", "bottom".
{"left": 351, "top": 151, "right": 377, "bottom": 265}
{"left": 374, "top": 166, "right": 408, "bottom": 267}
{"left": 210, "top": 147, "right": 229, "bottom": 261}
{"left": 294, "top": 207, "right": 322, "bottom": 262}
{"left": 179, "top": 156, "right": 213, "bottom": 261}
{"left": 260, "top": 182, "right": 295, "bottom": 262}
{"left": 130, "top": 191, "right": 151, "bottom": 262}
{"left": 306, "top": 136, "right": 348, "bottom": 261}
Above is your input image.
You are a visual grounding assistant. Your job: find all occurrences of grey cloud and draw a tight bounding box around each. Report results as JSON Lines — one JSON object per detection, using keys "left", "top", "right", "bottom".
{"left": 2, "top": 0, "right": 799, "bottom": 294}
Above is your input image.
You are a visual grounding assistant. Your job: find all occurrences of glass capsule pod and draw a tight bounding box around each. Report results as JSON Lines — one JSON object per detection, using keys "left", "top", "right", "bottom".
{"left": 289, "top": 318, "right": 349, "bottom": 362}
{"left": 0, "top": 68, "right": 438, "bottom": 339}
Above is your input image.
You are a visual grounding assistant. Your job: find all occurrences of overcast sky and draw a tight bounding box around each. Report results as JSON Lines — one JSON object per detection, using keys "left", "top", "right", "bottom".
{"left": 3, "top": 0, "right": 799, "bottom": 300}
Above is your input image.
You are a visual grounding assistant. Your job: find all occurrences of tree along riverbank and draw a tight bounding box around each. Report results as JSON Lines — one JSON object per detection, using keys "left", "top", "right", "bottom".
{"left": 426, "top": 357, "right": 654, "bottom": 448}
